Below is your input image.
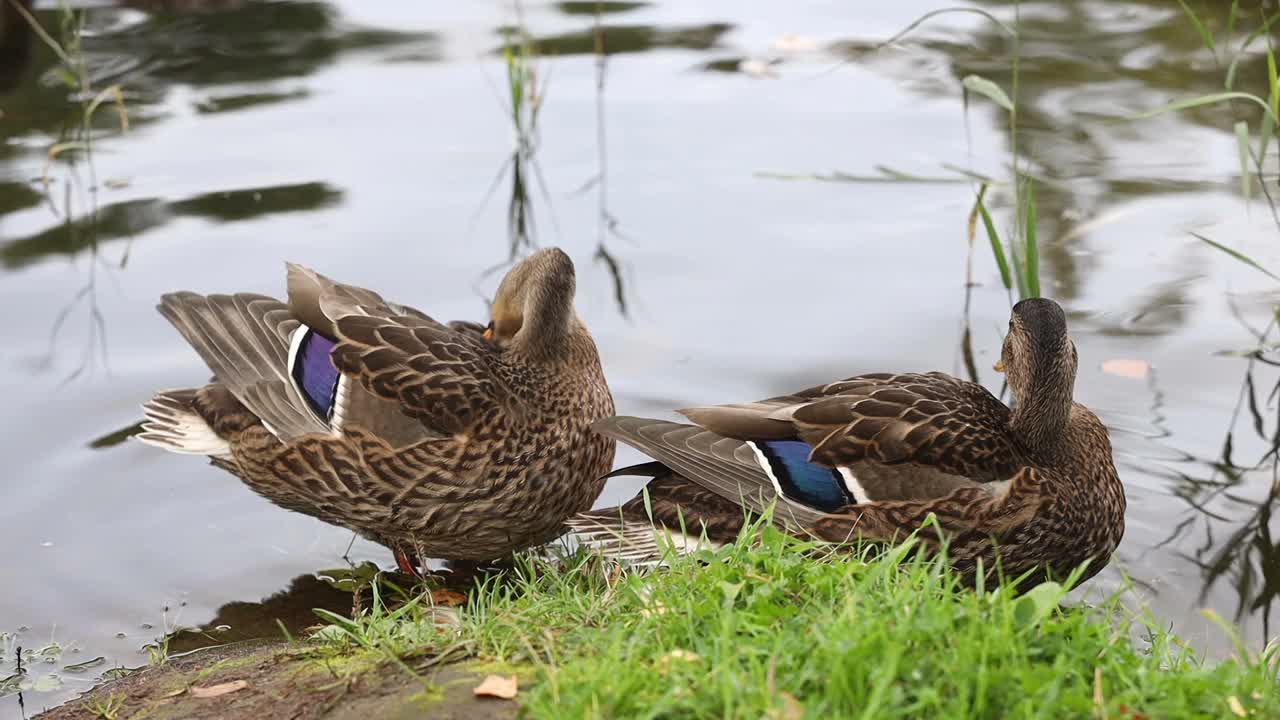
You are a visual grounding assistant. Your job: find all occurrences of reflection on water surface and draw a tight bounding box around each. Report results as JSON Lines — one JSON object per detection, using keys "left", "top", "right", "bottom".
{"left": 2, "top": 0, "right": 1280, "bottom": 714}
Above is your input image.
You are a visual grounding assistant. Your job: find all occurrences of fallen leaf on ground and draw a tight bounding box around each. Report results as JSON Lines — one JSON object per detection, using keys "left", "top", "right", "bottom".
{"left": 162, "top": 687, "right": 187, "bottom": 698}
{"left": 1227, "top": 696, "right": 1248, "bottom": 717}
{"left": 639, "top": 600, "right": 669, "bottom": 617}
{"left": 473, "top": 674, "right": 518, "bottom": 700}
{"left": 430, "top": 589, "right": 467, "bottom": 607}
{"left": 777, "top": 691, "right": 805, "bottom": 720}
{"left": 656, "top": 648, "right": 701, "bottom": 675}
{"left": 1101, "top": 358, "right": 1151, "bottom": 379}
{"left": 191, "top": 679, "right": 248, "bottom": 698}
{"left": 1117, "top": 704, "right": 1149, "bottom": 720}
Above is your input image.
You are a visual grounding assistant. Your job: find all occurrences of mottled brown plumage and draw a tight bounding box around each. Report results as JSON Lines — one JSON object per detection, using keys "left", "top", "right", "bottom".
{"left": 139, "top": 248, "right": 616, "bottom": 571}
{"left": 571, "top": 298, "right": 1125, "bottom": 588}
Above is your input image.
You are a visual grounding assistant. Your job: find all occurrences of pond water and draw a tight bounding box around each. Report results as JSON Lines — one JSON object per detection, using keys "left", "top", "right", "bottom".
{"left": 3, "top": 0, "right": 1280, "bottom": 714}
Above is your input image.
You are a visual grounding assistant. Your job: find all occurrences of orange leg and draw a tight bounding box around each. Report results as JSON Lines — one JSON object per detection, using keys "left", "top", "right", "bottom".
{"left": 393, "top": 548, "right": 421, "bottom": 577}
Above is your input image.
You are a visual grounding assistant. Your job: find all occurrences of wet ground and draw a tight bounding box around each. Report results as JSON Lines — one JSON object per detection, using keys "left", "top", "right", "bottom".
{"left": 3, "top": 0, "right": 1280, "bottom": 715}
{"left": 38, "top": 638, "right": 522, "bottom": 720}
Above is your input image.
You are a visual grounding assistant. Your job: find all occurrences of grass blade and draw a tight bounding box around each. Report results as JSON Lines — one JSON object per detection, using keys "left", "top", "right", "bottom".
{"left": 1223, "top": 13, "right": 1280, "bottom": 91}
{"left": 1191, "top": 232, "right": 1280, "bottom": 281}
{"left": 85, "top": 85, "right": 129, "bottom": 133}
{"left": 1175, "top": 0, "right": 1215, "bottom": 55}
{"left": 974, "top": 186, "right": 1012, "bottom": 291}
{"left": 1024, "top": 178, "right": 1040, "bottom": 298}
{"left": 962, "top": 75, "right": 1015, "bottom": 113}
{"left": 1269, "top": 48, "right": 1279, "bottom": 120}
{"left": 877, "top": 7, "right": 1015, "bottom": 49}
{"left": 1234, "top": 120, "right": 1251, "bottom": 200}
{"left": 1260, "top": 110, "right": 1275, "bottom": 165}
{"left": 8, "top": 0, "right": 75, "bottom": 69}
{"left": 1263, "top": 48, "right": 1279, "bottom": 161}
{"left": 1128, "top": 92, "right": 1279, "bottom": 126}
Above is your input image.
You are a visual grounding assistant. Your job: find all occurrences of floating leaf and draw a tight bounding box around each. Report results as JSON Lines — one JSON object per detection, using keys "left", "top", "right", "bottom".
{"left": 962, "top": 75, "right": 1014, "bottom": 113}
{"left": 738, "top": 58, "right": 780, "bottom": 79}
{"left": 191, "top": 679, "right": 248, "bottom": 698}
{"left": 63, "top": 656, "right": 106, "bottom": 673}
{"left": 1101, "top": 359, "right": 1151, "bottom": 379}
{"left": 473, "top": 674, "right": 518, "bottom": 699}
{"left": 89, "top": 421, "right": 145, "bottom": 449}
{"left": 31, "top": 674, "right": 63, "bottom": 693}
{"left": 100, "top": 667, "right": 133, "bottom": 681}
{"left": 772, "top": 34, "right": 819, "bottom": 52}
{"left": 0, "top": 673, "right": 23, "bottom": 696}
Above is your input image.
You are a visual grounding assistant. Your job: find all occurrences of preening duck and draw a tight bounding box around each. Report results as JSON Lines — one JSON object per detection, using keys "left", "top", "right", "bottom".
{"left": 571, "top": 298, "right": 1125, "bottom": 587}
{"left": 139, "top": 248, "right": 616, "bottom": 574}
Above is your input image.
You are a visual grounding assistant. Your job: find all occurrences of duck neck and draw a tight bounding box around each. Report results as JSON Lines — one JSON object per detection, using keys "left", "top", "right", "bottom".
{"left": 513, "top": 276, "right": 578, "bottom": 362}
{"left": 1010, "top": 376, "right": 1074, "bottom": 460}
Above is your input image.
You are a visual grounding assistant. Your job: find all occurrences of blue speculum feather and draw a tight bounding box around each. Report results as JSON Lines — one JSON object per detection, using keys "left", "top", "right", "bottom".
{"left": 293, "top": 328, "right": 339, "bottom": 420}
{"left": 753, "top": 440, "right": 853, "bottom": 512}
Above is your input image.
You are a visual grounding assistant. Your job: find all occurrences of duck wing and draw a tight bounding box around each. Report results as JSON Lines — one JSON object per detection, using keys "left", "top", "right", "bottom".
{"left": 589, "top": 416, "right": 828, "bottom": 530}
{"left": 156, "top": 291, "right": 329, "bottom": 441}
{"left": 589, "top": 372, "right": 1029, "bottom": 536}
{"left": 286, "top": 263, "right": 523, "bottom": 438}
{"left": 682, "top": 371, "right": 1024, "bottom": 483}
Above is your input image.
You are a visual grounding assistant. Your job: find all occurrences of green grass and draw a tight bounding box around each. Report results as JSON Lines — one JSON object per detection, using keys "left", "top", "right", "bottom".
{"left": 309, "top": 528, "right": 1280, "bottom": 719}
{"left": 86, "top": 692, "right": 125, "bottom": 720}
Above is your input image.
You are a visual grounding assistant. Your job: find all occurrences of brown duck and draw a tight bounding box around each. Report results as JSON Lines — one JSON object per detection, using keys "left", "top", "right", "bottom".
{"left": 571, "top": 298, "right": 1125, "bottom": 587}
{"left": 139, "top": 248, "right": 615, "bottom": 574}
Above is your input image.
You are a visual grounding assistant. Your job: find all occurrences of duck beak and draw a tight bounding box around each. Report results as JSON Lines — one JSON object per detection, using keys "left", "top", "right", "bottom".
{"left": 483, "top": 327, "right": 494, "bottom": 340}
{"left": 993, "top": 359, "right": 1005, "bottom": 373}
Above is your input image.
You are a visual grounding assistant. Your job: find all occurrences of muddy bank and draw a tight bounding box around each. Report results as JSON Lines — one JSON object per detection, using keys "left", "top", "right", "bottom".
{"left": 36, "top": 640, "right": 521, "bottom": 720}
{"left": 28, "top": 565, "right": 522, "bottom": 719}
